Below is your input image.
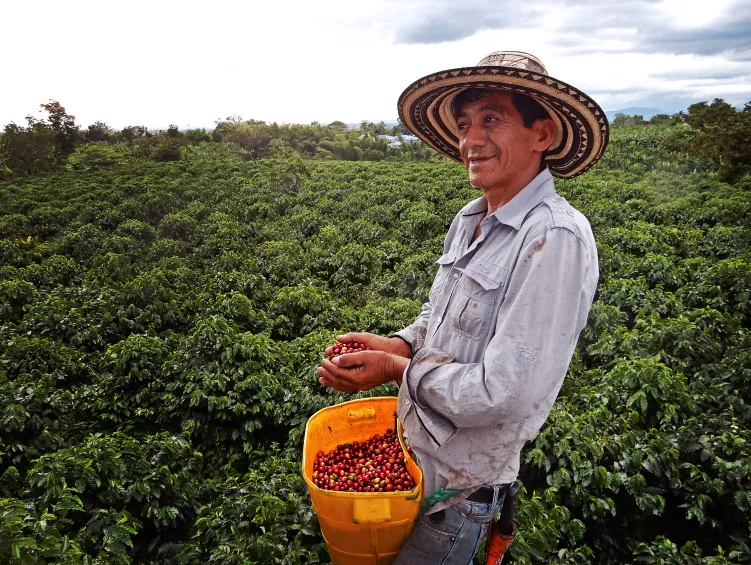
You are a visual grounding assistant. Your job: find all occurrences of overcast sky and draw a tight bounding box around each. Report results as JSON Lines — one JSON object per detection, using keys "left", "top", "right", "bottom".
{"left": 2, "top": 0, "right": 750, "bottom": 129}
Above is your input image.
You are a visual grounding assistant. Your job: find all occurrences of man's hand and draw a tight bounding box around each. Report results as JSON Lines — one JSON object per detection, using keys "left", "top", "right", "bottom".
{"left": 317, "top": 350, "right": 410, "bottom": 392}
{"left": 325, "top": 332, "right": 413, "bottom": 359}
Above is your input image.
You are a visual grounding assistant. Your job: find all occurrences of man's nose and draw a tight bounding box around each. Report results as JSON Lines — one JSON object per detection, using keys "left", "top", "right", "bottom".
{"left": 462, "top": 121, "right": 487, "bottom": 148}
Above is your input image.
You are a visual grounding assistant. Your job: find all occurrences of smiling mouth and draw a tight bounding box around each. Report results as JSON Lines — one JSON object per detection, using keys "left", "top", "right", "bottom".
{"left": 469, "top": 156, "right": 493, "bottom": 164}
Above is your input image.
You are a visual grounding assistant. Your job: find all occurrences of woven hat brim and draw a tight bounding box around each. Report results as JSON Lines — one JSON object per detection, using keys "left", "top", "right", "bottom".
{"left": 397, "top": 66, "right": 610, "bottom": 179}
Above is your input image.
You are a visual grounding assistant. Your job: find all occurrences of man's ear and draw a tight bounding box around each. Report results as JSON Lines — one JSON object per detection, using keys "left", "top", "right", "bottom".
{"left": 534, "top": 119, "right": 556, "bottom": 152}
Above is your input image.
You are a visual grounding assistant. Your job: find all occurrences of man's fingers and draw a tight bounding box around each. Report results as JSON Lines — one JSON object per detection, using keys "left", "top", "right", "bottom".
{"left": 330, "top": 351, "right": 367, "bottom": 368}
{"left": 316, "top": 365, "right": 339, "bottom": 386}
{"left": 316, "top": 366, "right": 359, "bottom": 392}
{"left": 320, "top": 358, "right": 352, "bottom": 378}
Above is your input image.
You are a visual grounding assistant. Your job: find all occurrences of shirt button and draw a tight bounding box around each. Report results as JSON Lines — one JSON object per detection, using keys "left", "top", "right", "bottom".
{"left": 452, "top": 273, "right": 459, "bottom": 279}
{"left": 405, "top": 400, "right": 411, "bottom": 406}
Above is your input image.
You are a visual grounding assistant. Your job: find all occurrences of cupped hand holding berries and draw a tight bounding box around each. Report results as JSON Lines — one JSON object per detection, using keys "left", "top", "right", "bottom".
{"left": 317, "top": 350, "right": 410, "bottom": 392}
{"left": 325, "top": 332, "right": 412, "bottom": 359}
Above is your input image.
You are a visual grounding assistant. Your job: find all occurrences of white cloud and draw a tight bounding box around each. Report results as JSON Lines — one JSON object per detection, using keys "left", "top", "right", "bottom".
{"left": 1, "top": 0, "right": 749, "bottom": 130}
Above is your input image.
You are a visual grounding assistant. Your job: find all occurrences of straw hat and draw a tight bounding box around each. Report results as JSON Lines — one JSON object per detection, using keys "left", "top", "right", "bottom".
{"left": 397, "top": 51, "right": 609, "bottom": 179}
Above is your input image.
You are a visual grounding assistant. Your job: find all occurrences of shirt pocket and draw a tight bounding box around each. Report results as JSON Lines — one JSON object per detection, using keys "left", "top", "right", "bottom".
{"left": 429, "top": 252, "right": 456, "bottom": 304}
{"left": 449, "top": 262, "right": 508, "bottom": 341}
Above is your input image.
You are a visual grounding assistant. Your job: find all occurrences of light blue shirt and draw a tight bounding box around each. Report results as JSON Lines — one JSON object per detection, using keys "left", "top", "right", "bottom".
{"left": 395, "top": 168, "right": 599, "bottom": 512}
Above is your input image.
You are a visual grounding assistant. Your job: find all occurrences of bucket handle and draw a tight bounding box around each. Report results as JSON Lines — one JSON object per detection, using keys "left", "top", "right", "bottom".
{"left": 353, "top": 498, "right": 391, "bottom": 524}
{"left": 348, "top": 407, "right": 376, "bottom": 424}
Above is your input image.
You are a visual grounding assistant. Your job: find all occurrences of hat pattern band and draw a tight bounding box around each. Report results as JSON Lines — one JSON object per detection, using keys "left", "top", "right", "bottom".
{"left": 398, "top": 66, "right": 609, "bottom": 179}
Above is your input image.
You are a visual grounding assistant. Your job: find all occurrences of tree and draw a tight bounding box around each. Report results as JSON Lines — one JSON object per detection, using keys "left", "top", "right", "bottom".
{"left": 184, "top": 128, "right": 211, "bottom": 144}
{"left": 650, "top": 114, "right": 672, "bottom": 125}
{"left": 613, "top": 113, "right": 629, "bottom": 126}
{"left": 672, "top": 110, "right": 687, "bottom": 124}
{"left": 396, "top": 118, "right": 411, "bottom": 136}
{"left": 85, "top": 121, "right": 114, "bottom": 142}
{"left": 215, "top": 121, "right": 272, "bottom": 158}
{"left": 212, "top": 115, "right": 243, "bottom": 140}
{"left": 1, "top": 121, "right": 56, "bottom": 176}
{"left": 121, "top": 125, "right": 150, "bottom": 141}
{"left": 0, "top": 153, "right": 10, "bottom": 179}
{"left": 36, "top": 100, "right": 81, "bottom": 164}
{"left": 678, "top": 98, "right": 751, "bottom": 180}
{"left": 0, "top": 101, "right": 81, "bottom": 176}
{"left": 613, "top": 113, "right": 644, "bottom": 126}
{"left": 327, "top": 121, "right": 348, "bottom": 131}
{"left": 266, "top": 139, "right": 297, "bottom": 160}
{"left": 686, "top": 98, "right": 737, "bottom": 129}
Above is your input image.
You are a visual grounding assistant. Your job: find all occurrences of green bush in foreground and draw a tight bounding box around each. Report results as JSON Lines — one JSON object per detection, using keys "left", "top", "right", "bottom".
{"left": 0, "top": 125, "right": 750, "bottom": 563}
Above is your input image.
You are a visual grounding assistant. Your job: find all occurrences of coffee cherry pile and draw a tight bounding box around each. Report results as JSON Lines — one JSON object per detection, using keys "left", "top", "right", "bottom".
{"left": 311, "top": 429, "right": 416, "bottom": 493}
{"left": 327, "top": 341, "right": 372, "bottom": 360}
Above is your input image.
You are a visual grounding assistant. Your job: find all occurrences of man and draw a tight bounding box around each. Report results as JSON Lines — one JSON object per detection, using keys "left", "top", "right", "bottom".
{"left": 317, "top": 51, "right": 608, "bottom": 563}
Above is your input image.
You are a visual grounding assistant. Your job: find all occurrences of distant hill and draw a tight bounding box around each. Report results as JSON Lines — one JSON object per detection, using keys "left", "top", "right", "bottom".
{"left": 605, "top": 107, "right": 665, "bottom": 122}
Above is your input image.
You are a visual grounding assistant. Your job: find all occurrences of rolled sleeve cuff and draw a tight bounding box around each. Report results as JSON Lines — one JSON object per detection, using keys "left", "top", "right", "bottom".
{"left": 390, "top": 323, "right": 427, "bottom": 354}
{"left": 405, "top": 347, "right": 458, "bottom": 447}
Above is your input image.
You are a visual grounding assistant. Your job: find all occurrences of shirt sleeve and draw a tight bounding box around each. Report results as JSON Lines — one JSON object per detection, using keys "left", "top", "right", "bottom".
{"left": 391, "top": 302, "right": 431, "bottom": 353}
{"left": 406, "top": 226, "right": 595, "bottom": 431}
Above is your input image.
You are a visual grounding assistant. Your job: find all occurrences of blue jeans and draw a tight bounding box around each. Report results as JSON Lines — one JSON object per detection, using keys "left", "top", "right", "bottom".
{"left": 394, "top": 487, "right": 506, "bottom": 565}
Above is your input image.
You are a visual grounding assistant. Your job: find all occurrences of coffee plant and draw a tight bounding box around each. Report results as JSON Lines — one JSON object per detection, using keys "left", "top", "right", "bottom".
{"left": 1, "top": 124, "right": 750, "bottom": 563}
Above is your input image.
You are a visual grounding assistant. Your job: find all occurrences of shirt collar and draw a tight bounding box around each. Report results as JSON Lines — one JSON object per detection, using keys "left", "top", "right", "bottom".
{"left": 461, "top": 168, "right": 556, "bottom": 230}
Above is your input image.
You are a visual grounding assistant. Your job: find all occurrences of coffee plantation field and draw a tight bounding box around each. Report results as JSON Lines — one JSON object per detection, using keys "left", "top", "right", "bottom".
{"left": 1, "top": 125, "right": 750, "bottom": 564}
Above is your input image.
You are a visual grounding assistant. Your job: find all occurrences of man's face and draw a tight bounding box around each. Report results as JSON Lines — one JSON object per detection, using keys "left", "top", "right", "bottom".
{"left": 456, "top": 91, "right": 548, "bottom": 190}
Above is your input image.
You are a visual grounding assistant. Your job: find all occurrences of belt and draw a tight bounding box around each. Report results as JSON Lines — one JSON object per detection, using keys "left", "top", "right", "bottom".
{"left": 466, "top": 484, "right": 509, "bottom": 503}
{"left": 427, "top": 485, "right": 511, "bottom": 524}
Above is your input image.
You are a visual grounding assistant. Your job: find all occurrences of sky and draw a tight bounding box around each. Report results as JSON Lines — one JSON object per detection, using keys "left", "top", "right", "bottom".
{"left": 2, "top": 0, "right": 750, "bottom": 130}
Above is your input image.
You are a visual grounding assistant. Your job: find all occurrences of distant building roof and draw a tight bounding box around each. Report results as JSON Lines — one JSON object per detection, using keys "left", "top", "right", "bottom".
{"left": 377, "top": 134, "right": 419, "bottom": 146}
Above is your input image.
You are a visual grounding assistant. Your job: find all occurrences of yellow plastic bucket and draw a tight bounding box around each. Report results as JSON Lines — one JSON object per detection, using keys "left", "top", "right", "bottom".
{"left": 302, "top": 396, "right": 423, "bottom": 565}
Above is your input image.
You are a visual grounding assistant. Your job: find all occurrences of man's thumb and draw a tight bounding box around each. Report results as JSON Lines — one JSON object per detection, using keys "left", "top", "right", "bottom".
{"left": 337, "top": 332, "right": 369, "bottom": 344}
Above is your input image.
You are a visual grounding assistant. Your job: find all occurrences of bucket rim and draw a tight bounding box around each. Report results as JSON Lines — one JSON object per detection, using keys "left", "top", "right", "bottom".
{"left": 301, "top": 396, "right": 422, "bottom": 498}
